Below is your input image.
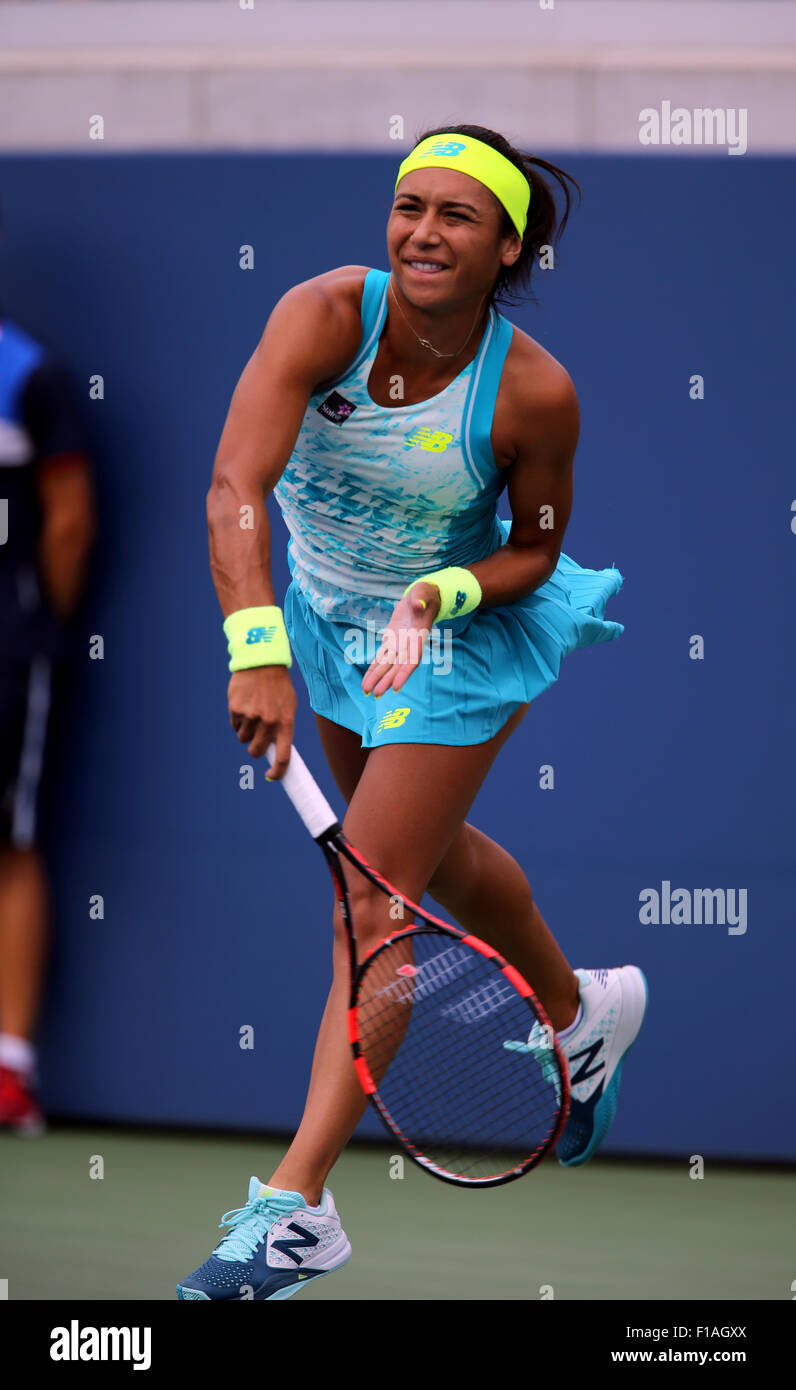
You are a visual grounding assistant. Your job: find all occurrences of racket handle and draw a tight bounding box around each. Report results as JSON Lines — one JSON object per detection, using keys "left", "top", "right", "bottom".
{"left": 266, "top": 742, "right": 340, "bottom": 840}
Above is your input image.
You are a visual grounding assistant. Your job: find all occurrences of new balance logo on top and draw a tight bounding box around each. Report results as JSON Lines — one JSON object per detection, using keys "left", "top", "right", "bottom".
{"left": 271, "top": 1223, "right": 320, "bottom": 1266}
{"left": 568, "top": 1039, "right": 605, "bottom": 1087}
{"left": 402, "top": 427, "right": 454, "bottom": 452}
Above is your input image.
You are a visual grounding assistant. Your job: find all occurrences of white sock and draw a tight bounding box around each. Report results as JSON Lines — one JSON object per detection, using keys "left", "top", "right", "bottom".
{"left": 556, "top": 1003, "right": 583, "bottom": 1041}
{"left": 0, "top": 1033, "right": 36, "bottom": 1076}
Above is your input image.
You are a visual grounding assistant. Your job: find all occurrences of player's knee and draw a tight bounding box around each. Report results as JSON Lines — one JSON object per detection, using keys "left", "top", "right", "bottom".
{"left": 427, "top": 824, "right": 477, "bottom": 906}
{"left": 331, "top": 877, "right": 411, "bottom": 951}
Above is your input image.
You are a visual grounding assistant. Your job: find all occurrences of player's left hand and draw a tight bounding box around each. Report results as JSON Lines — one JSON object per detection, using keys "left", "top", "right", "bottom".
{"left": 362, "top": 582, "right": 441, "bottom": 698}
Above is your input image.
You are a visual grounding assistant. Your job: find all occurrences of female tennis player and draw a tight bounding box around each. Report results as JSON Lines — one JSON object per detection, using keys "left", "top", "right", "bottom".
{"left": 178, "top": 125, "right": 647, "bottom": 1300}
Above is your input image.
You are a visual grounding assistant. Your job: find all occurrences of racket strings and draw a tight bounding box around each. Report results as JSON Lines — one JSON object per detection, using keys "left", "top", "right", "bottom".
{"left": 363, "top": 1019, "right": 555, "bottom": 1149}
{"left": 359, "top": 1017, "right": 558, "bottom": 1171}
{"left": 355, "top": 930, "right": 563, "bottom": 1181}
{"left": 362, "top": 983, "right": 555, "bottom": 1106}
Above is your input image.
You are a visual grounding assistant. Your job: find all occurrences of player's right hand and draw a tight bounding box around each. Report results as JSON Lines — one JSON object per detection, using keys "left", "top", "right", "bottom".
{"left": 228, "top": 666, "right": 297, "bottom": 777}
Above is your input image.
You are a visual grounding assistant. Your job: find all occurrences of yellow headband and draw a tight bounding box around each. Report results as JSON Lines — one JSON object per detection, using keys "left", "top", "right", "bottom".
{"left": 395, "top": 133, "right": 530, "bottom": 239}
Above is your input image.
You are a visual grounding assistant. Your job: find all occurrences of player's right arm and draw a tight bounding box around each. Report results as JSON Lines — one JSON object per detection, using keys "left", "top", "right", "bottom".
{"left": 207, "top": 268, "right": 366, "bottom": 776}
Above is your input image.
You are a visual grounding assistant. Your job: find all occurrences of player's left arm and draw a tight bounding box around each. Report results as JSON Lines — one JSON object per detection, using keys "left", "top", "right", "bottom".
{"left": 22, "top": 360, "right": 97, "bottom": 621}
{"left": 467, "top": 361, "right": 578, "bottom": 608}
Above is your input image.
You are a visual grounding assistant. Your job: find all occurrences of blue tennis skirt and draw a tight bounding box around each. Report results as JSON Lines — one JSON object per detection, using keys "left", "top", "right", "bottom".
{"left": 283, "top": 520, "right": 624, "bottom": 748}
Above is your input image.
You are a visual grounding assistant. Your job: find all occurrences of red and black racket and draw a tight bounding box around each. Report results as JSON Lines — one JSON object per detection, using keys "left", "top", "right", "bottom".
{"left": 266, "top": 742, "right": 570, "bottom": 1188}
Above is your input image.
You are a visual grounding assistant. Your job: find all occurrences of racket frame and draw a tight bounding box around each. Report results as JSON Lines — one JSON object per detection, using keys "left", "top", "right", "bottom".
{"left": 319, "top": 825, "right": 571, "bottom": 1188}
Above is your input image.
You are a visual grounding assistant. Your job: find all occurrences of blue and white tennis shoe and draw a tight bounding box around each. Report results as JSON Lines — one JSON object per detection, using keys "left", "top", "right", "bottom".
{"left": 555, "top": 965, "right": 648, "bottom": 1167}
{"left": 177, "top": 1177, "right": 352, "bottom": 1300}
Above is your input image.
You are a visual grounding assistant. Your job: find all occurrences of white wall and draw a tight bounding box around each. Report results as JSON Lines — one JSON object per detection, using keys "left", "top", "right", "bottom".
{"left": 0, "top": 0, "right": 794, "bottom": 152}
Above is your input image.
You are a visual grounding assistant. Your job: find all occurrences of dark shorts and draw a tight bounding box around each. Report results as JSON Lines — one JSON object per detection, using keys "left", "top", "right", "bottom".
{"left": 0, "top": 657, "right": 54, "bottom": 849}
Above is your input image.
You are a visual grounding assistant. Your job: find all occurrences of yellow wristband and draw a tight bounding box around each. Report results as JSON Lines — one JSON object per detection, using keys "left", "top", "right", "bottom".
{"left": 403, "top": 566, "right": 482, "bottom": 623}
{"left": 222, "top": 606, "right": 292, "bottom": 672}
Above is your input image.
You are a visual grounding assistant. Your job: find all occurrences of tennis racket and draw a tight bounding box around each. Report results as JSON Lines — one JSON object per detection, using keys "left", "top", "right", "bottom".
{"left": 266, "top": 741, "right": 570, "bottom": 1188}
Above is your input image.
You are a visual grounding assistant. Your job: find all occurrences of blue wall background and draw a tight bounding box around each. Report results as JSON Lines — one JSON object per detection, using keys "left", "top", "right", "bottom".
{"left": 0, "top": 153, "right": 793, "bottom": 1159}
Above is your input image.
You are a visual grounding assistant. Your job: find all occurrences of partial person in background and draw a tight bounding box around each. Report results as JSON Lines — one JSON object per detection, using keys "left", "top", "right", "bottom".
{"left": 0, "top": 199, "right": 96, "bottom": 1134}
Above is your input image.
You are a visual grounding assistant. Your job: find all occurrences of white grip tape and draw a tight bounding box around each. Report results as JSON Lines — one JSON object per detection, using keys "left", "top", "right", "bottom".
{"left": 266, "top": 742, "right": 338, "bottom": 839}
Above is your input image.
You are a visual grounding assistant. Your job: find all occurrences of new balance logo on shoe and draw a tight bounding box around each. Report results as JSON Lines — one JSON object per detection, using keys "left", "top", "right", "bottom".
{"left": 271, "top": 1223, "right": 320, "bottom": 1265}
{"left": 568, "top": 1039, "right": 606, "bottom": 1086}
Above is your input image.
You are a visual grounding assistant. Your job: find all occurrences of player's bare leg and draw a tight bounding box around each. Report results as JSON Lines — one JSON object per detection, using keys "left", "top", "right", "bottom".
{"left": 0, "top": 846, "right": 49, "bottom": 1133}
{"left": 426, "top": 824, "right": 580, "bottom": 1030}
{"left": 267, "top": 705, "right": 577, "bottom": 1203}
{"left": 0, "top": 846, "right": 49, "bottom": 1040}
{"left": 314, "top": 713, "right": 579, "bottom": 1029}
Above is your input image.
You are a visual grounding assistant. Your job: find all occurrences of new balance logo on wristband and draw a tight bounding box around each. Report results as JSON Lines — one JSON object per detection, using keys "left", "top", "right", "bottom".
{"left": 246, "top": 626, "right": 278, "bottom": 645}
{"left": 452, "top": 589, "right": 467, "bottom": 614}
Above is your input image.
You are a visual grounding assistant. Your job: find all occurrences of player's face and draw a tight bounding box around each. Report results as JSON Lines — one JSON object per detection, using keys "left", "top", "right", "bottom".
{"left": 387, "top": 169, "right": 520, "bottom": 308}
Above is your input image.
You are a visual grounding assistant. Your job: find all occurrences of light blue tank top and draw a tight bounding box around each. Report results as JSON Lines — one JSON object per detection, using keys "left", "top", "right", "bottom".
{"left": 273, "top": 267, "right": 515, "bottom": 628}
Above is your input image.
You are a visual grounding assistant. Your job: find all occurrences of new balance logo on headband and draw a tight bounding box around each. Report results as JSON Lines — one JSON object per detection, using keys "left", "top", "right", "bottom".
{"left": 418, "top": 141, "right": 467, "bottom": 157}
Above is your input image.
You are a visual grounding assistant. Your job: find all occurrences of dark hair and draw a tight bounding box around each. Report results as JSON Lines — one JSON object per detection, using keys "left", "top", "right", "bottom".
{"left": 412, "top": 124, "right": 580, "bottom": 308}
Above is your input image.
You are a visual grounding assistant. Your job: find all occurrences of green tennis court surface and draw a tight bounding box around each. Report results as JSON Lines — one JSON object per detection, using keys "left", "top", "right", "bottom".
{"left": 0, "top": 1127, "right": 792, "bottom": 1300}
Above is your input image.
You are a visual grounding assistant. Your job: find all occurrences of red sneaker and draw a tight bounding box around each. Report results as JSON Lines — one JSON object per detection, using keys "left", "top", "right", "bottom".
{"left": 0, "top": 1064, "right": 46, "bottom": 1135}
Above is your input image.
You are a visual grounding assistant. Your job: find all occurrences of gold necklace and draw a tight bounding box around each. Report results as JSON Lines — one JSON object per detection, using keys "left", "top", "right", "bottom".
{"left": 388, "top": 275, "right": 488, "bottom": 359}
